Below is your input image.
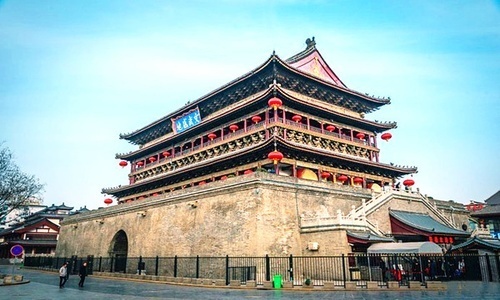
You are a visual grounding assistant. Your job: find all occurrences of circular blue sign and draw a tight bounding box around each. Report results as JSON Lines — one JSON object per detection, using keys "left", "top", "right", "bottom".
{"left": 10, "top": 244, "right": 24, "bottom": 257}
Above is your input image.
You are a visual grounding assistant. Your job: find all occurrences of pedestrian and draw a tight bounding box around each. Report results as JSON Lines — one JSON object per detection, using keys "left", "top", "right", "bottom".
{"left": 59, "top": 262, "right": 68, "bottom": 288}
{"left": 65, "top": 261, "right": 70, "bottom": 282}
{"left": 78, "top": 261, "right": 88, "bottom": 287}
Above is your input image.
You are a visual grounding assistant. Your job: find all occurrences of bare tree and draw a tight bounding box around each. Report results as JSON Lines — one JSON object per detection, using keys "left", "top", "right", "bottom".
{"left": 0, "top": 143, "right": 44, "bottom": 221}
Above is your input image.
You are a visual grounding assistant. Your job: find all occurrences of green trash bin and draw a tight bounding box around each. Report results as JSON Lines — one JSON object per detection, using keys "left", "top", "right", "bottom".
{"left": 273, "top": 274, "right": 282, "bottom": 289}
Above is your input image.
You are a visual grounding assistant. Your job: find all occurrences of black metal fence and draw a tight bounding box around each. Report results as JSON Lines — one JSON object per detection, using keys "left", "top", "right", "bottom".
{"left": 25, "top": 253, "right": 500, "bottom": 286}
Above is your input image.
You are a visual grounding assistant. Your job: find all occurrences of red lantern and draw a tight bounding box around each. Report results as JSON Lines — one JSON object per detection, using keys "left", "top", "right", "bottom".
{"left": 198, "top": 181, "right": 206, "bottom": 186}
{"left": 444, "top": 237, "right": 449, "bottom": 244}
{"left": 449, "top": 237, "right": 454, "bottom": 244}
{"left": 356, "top": 132, "right": 365, "bottom": 140}
{"left": 208, "top": 133, "right": 217, "bottom": 140}
{"left": 268, "top": 97, "right": 282, "bottom": 110}
{"left": 268, "top": 150, "right": 284, "bottom": 165}
{"left": 326, "top": 125, "right": 336, "bottom": 132}
{"left": 244, "top": 169, "right": 253, "bottom": 175}
{"left": 138, "top": 196, "right": 145, "bottom": 200}
{"left": 251, "top": 115, "right": 262, "bottom": 123}
{"left": 119, "top": 161, "right": 128, "bottom": 168}
{"left": 136, "top": 161, "right": 144, "bottom": 167}
{"left": 403, "top": 179, "right": 415, "bottom": 187}
{"left": 337, "top": 175, "right": 348, "bottom": 183}
{"left": 381, "top": 132, "right": 392, "bottom": 142}
{"left": 162, "top": 151, "right": 170, "bottom": 158}
{"left": 292, "top": 115, "right": 302, "bottom": 122}
{"left": 229, "top": 124, "right": 239, "bottom": 132}
{"left": 104, "top": 198, "right": 113, "bottom": 205}
{"left": 148, "top": 156, "right": 156, "bottom": 163}
{"left": 353, "top": 177, "right": 363, "bottom": 185}
{"left": 428, "top": 236, "right": 433, "bottom": 242}
{"left": 220, "top": 175, "right": 228, "bottom": 180}
{"left": 321, "top": 171, "right": 330, "bottom": 179}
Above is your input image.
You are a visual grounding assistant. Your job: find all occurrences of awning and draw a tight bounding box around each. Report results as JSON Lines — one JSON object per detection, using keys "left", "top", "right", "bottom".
{"left": 367, "top": 242, "right": 443, "bottom": 254}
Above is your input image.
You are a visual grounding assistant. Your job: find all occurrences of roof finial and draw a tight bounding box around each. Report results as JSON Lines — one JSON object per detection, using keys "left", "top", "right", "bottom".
{"left": 305, "top": 37, "right": 316, "bottom": 49}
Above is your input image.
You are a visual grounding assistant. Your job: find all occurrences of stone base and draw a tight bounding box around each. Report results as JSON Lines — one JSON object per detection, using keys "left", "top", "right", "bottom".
{"left": 345, "top": 281, "right": 357, "bottom": 289}
{"left": 229, "top": 280, "right": 240, "bottom": 287}
{"left": 409, "top": 281, "right": 423, "bottom": 290}
{"left": 283, "top": 281, "right": 293, "bottom": 288}
{"left": 387, "top": 281, "right": 401, "bottom": 289}
{"left": 426, "top": 281, "right": 446, "bottom": 290}
{"left": 367, "top": 281, "right": 383, "bottom": 289}
{"left": 262, "top": 281, "right": 272, "bottom": 289}
{"left": 245, "top": 280, "right": 256, "bottom": 288}
{"left": 214, "top": 279, "right": 226, "bottom": 286}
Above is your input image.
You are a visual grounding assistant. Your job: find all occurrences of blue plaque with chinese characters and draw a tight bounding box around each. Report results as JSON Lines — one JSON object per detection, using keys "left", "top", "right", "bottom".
{"left": 172, "top": 107, "right": 201, "bottom": 134}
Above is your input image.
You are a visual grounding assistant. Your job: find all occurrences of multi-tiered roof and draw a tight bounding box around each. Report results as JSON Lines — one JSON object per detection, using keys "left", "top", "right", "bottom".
{"left": 104, "top": 38, "right": 416, "bottom": 202}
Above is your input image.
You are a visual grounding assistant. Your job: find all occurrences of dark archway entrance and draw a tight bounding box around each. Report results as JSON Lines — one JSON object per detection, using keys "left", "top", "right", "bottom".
{"left": 110, "top": 230, "right": 128, "bottom": 273}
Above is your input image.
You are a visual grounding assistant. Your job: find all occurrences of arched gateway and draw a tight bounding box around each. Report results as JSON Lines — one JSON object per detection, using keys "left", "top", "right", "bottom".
{"left": 110, "top": 230, "right": 128, "bottom": 272}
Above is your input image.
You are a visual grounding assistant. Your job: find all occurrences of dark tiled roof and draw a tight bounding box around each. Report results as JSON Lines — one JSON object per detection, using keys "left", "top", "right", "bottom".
{"left": 451, "top": 236, "right": 500, "bottom": 251}
{"left": 347, "top": 231, "right": 394, "bottom": 242}
{"left": 471, "top": 204, "right": 500, "bottom": 217}
{"left": 390, "top": 210, "right": 469, "bottom": 236}
{"left": 485, "top": 190, "right": 500, "bottom": 205}
{"left": 1, "top": 239, "right": 57, "bottom": 246}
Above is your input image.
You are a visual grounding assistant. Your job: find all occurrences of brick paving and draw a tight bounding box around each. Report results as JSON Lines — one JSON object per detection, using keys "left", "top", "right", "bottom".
{"left": 1, "top": 266, "right": 499, "bottom": 299}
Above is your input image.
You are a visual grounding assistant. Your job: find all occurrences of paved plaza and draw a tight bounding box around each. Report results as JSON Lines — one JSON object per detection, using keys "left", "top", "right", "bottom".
{"left": 1, "top": 266, "right": 499, "bottom": 299}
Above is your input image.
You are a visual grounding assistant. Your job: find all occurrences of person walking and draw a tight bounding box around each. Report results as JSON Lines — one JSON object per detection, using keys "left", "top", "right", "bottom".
{"left": 78, "top": 261, "right": 88, "bottom": 287}
{"left": 59, "top": 262, "right": 68, "bottom": 288}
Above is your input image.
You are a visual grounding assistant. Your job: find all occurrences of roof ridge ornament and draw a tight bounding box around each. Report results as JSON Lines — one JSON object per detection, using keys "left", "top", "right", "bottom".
{"left": 305, "top": 37, "right": 316, "bottom": 49}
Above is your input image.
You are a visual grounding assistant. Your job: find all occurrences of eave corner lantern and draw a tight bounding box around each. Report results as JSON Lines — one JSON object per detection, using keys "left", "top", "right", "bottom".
{"left": 403, "top": 178, "right": 415, "bottom": 187}
{"left": 104, "top": 198, "right": 113, "bottom": 205}
{"left": 162, "top": 151, "right": 170, "bottom": 158}
{"left": 381, "top": 132, "right": 392, "bottom": 142}
{"left": 119, "top": 160, "right": 128, "bottom": 168}
{"left": 268, "top": 150, "right": 284, "bottom": 165}
{"left": 268, "top": 97, "right": 282, "bottom": 110}
{"left": 321, "top": 171, "right": 331, "bottom": 179}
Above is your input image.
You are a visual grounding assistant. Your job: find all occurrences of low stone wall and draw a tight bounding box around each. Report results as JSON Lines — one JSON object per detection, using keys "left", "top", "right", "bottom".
{"left": 90, "top": 271, "right": 446, "bottom": 291}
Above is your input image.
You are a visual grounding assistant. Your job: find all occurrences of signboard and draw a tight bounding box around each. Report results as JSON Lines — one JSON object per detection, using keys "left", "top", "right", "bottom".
{"left": 172, "top": 107, "right": 201, "bottom": 134}
{"left": 10, "top": 244, "right": 24, "bottom": 257}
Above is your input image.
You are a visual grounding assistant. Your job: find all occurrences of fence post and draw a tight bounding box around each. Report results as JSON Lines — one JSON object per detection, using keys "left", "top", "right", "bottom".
{"left": 110, "top": 256, "right": 114, "bottom": 272}
{"left": 496, "top": 254, "right": 500, "bottom": 282}
{"left": 225, "top": 255, "right": 229, "bottom": 286}
{"left": 485, "top": 254, "right": 492, "bottom": 282}
{"left": 341, "top": 254, "right": 346, "bottom": 288}
{"left": 99, "top": 257, "right": 102, "bottom": 272}
{"left": 289, "top": 254, "right": 294, "bottom": 283}
{"left": 173, "top": 255, "right": 178, "bottom": 278}
{"left": 155, "top": 256, "right": 159, "bottom": 276}
{"left": 196, "top": 255, "right": 200, "bottom": 279}
{"left": 265, "top": 254, "right": 270, "bottom": 282}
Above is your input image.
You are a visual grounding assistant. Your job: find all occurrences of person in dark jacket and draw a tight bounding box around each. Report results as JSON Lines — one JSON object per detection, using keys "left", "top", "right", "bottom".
{"left": 78, "top": 261, "right": 88, "bottom": 287}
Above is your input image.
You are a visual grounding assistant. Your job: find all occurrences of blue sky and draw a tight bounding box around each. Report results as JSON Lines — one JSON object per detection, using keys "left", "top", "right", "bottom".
{"left": 0, "top": 0, "right": 499, "bottom": 210}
